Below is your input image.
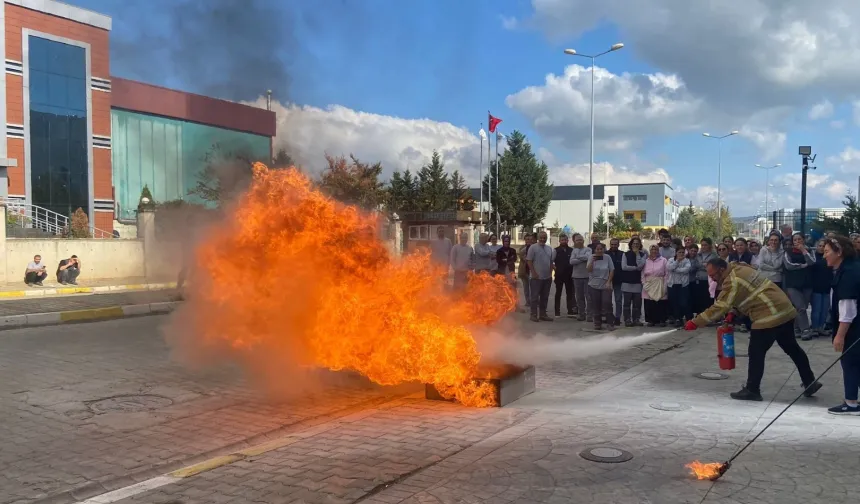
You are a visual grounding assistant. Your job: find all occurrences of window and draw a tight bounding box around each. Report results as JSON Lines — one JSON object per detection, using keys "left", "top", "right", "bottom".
{"left": 607, "top": 195, "right": 615, "bottom": 206}
{"left": 623, "top": 195, "right": 647, "bottom": 201}
{"left": 641, "top": 211, "right": 647, "bottom": 222}
{"left": 28, "top": 36, "right": 88, "bottom": 219}
{"left": 409, "top": 225, "right": 430, "bottom": 240}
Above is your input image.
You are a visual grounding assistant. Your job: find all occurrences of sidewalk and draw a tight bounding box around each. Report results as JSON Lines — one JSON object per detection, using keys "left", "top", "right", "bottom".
{"left": 0, "top": 277, "right": 176, "bottom": 300}
{"left": 0, "top": 289, "right": 179, "bottom": 329}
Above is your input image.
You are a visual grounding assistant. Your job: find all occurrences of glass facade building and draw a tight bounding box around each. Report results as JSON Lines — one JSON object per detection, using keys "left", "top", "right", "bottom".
{"left": 111, "top": 109, "right": 271, "bottom": 220}
{"left": 27, "top": 35, "right": 89, "bottom": 218}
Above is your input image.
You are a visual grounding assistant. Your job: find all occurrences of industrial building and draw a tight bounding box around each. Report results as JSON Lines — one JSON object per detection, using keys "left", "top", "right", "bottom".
{"left": 1, "top": 0, "right": 276, "bottom": 234}
{"left": 473, "top": 182, "right": 678, "bottom": 235}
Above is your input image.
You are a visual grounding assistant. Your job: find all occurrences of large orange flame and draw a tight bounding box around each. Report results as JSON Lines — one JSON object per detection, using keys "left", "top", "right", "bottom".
{"left": 177, "top": 163, "right": 516, "bottom": 407}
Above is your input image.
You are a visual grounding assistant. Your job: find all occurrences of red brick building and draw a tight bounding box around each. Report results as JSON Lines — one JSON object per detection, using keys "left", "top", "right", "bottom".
{"left": 1, "top": 0, "right": 276, "bottom": 234}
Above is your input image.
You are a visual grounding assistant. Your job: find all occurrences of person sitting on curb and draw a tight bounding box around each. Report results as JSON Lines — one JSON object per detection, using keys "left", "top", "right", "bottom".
{"left": 684, "top": 258, "right": 822, "bottom": 402}
{"left": 25, "top": 255, "right": 48, "bottom": 286}
{"left": 57, "top": 255, "right": 81, "bottom": 285}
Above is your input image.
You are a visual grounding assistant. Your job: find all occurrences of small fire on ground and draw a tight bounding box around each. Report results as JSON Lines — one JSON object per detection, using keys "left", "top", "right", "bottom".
{"left": 172, "top": 163, "right": 516, "bottom": 407}
{"left": 685, "top": 461, "right": 726, "bottom": 481}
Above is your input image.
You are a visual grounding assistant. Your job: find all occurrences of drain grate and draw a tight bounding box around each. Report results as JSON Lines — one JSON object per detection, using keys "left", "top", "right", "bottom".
{"left": 579, "top": 447, "right": 634, "bottom": 464}
{"left": 693, "top": 372, "right": 730, "bottom": 380}
{"left": 88, "top": 394, "right": 173, "bottom": 414}
{"left": 649, "top": 401, "right": 691, "bottom": 411}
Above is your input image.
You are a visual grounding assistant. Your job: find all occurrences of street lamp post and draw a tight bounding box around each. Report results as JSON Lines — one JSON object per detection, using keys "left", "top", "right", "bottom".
{"left": 702, "top": 131, "right": 739, "bottom": 238}
{"left": 755, "top": 163, "right": 781, "bottom": 232}
{"left": 564, "top": 42, "right": 624, "bottom": 238}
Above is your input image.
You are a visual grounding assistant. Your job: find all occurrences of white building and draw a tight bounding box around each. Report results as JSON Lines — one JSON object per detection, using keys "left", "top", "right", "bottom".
{"left": 473, "top": 182, "right": 678, "bottom": 235}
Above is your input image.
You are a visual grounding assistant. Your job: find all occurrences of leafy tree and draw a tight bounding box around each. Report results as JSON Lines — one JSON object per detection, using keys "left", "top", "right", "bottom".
{"left": 628, "top": 218, "right": 644, "bottom": 232}
{"left": 189, "top": 142, "right": 271, "bottom": 206}
{"left": 608, "top": 213, "right": 629, "bottom": 232}
{"left": 812, "top": 193, "right": 860, "bottom": 235}
{"left": 671, "top": 202, "right": 734, "bottom": 240}
{"left": 317, "top": 154, "right": 386, "bottom": 211}
{"left": 593, "top": 209, "right": 608, "bottom": 233}
{"left": 449, "top": 170, "right": 474, "bottom": 211}
{"left": 417, "top": 150, "right": 451, "bottom": 212}
{"left": 483, "top": 131, "right": 553, "bottom": 229}
{"left": 272, "top": 148, "right": 294, "bottom": 168}
{"left": 69, "top": 207, "right": 91, "bottom": 238}
{"left": 387, "top": 170, "right": 419, "bottom": 214}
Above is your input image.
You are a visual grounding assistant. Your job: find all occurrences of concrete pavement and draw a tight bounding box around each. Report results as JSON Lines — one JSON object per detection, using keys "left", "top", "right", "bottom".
{"left": 2, "top": 305, "right": 856, "bottom": 504}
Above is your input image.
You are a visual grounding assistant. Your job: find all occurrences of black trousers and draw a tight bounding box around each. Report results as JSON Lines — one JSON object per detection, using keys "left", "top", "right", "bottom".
{"left": 554, "top": 275, "right": 574, "bottom": 315}
{"left": 747, "top": 320, "right": 816, "bottom": 393}
{"left": 691, "top": 280, "right": 711, "bottom": 315}
{"left": 529, "top": 278, "right": 552, "bottom": 317}
{"left": 622, "top": 291, "right": 642, "bottom": 322}
{"left": 644, "top": 299, "right": 668, "bottom": 324}
{"left": 25, "top": 271, "right": 47, "bottom": 284}
{"left": 668, "top": 284, "right": 690, "bottom": 322}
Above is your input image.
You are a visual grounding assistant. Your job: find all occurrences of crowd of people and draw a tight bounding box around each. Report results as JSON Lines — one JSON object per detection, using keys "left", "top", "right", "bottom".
{"left": 428, "top": 224, "right": 860, "bottom": 414}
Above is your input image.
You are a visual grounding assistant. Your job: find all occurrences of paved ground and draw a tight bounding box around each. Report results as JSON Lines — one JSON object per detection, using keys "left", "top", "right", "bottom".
{"left": 1, "top": 278, "right": 150, "bottom": 293}
{"left": 2, "top": 290, "right": 856, "bottom": 504}
{"left": 0, "top": 291, "right": 178, "bottom": 316}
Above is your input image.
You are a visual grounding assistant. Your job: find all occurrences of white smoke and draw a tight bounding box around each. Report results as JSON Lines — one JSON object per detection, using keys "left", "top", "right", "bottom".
{"left": 476, "top": 330, "right": 679, "bottom": 367}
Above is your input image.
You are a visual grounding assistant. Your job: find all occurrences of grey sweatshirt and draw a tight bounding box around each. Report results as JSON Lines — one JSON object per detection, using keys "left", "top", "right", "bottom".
{"left": 473, "top": 243, "right": 495, "bottom": 271}
{"left": 696, "top": 251, "right": 717, "bottom": 282}
{"left": 569, "top": 247, "right": 592, "bottom": 279}
{"left": 666, "top": 258, "right": 691, "bottom": 287}
{"left": 659, "top": 246, "right": 675, "bottom": 260}
{"left": 756, "top": 247, "right": 784, "bottom": 284}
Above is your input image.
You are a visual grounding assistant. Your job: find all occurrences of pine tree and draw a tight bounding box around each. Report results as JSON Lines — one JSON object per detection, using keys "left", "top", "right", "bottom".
{"left": 317, "top": 154, "right": 386, "bottom": 211}
{"left": 387, "top": 169, "right": 419, "bottom": 214}
{"left": 417, "top": 150, "right": 450, "bottom": 212}
{"left": 449, "top": 170, "right": 474, "bottom": 211}
{"left": 482, "top": 131, "right": 553, "bottom": 228}
{"left": 593, "top": 209, "right": 608, "bottom": 233}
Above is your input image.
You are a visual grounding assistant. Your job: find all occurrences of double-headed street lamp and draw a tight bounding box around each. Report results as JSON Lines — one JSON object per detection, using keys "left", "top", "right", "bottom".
{"left": 755, "top": 163, "right": 781, "bottom": 231}
{"left": 564, "top": 42, "right": 624, "bottom": 238}
{"left": 702, "top": 131, "right": 738, "bottom": 238}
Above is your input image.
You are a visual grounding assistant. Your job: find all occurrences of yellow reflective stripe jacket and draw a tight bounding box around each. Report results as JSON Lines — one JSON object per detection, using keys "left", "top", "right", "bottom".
{"left": 692, "top": 263, "right": 796, "bottom": 330}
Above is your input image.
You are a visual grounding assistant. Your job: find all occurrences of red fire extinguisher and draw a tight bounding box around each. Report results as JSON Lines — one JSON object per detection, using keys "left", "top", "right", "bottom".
{"left": 716, "top": 323, "right": 736, "bottom": 370}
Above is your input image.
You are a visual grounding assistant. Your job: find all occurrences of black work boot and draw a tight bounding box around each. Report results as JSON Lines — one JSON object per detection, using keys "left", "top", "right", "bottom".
{"left": 730, "top": 386, "right": 763, "bottom": 401}
{"left": 803, "top": 381, "right": 823, "bottom": 397}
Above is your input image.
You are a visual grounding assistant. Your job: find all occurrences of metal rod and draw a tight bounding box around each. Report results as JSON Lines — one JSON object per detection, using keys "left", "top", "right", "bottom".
{"left": 588, "top": 56, "right": 595, "bottom": 239}
{"left": 726, "top": 337, "right": 860, "bottom": 466}
{"left": 479, "top": 124, "right": 484, "bottom": 226}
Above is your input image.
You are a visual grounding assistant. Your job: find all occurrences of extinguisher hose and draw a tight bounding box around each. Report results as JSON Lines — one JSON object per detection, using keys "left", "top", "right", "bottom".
{"left": 726, "top": 336, "right": 860, "bottom": 465}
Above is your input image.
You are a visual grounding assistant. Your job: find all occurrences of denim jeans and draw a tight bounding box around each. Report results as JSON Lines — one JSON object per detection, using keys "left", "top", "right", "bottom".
{"left": 810, "top": 292, "right": 830, "bottom": 330}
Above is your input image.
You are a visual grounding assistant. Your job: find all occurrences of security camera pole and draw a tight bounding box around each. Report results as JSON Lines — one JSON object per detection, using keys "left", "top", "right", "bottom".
{"left": 798, "top": 146, "right": 815, "bottom": 236}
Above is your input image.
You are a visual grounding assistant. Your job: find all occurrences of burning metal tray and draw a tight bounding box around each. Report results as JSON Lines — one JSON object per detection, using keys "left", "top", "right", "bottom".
{"left": 425, "top": 365, "right": 536, "bottom": 407}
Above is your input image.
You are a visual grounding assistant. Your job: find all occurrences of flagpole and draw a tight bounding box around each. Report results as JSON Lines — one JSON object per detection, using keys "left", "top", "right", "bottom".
{"left": 486, "top": 127, "right": 492, "bottom": 230}
{"left": 495, "top": 132, "right": 500, "bottom": 234}
{"left": 479, "top": 124, "right": 484, "bottom": 226}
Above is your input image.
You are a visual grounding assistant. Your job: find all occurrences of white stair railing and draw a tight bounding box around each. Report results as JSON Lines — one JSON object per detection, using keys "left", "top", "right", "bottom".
{"left": 3, "top": 200, "right": 115, "bottom": 238}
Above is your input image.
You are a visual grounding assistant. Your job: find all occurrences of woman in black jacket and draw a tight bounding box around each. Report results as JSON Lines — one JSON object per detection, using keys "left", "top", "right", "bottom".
{"left": 823, "top": 236, "right": 860, "bottom": 415}
{"left": 728, "top": 237, "right": 754, "bottom": 264}
{"left": 809, "top": 239, "right": 832, "bottom": 339}
{"left": 784, "top": 232, "right": 815, "bottom": 338}
{"left": 620, "top": 237, "right": 646, "bottom": 327}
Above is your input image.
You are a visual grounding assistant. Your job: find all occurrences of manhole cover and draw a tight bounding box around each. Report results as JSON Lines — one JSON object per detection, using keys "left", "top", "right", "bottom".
{"left": 88, "top": 394, "right": 173, "bottom": 414}
{"left": 693, "top": 372, "right": 729, "bottom": 380}
{"left": 579, "top": 447, "right": 634, "bottom": 463}
{"left": 649, "top": 401, "right": 691, "bottom": 411}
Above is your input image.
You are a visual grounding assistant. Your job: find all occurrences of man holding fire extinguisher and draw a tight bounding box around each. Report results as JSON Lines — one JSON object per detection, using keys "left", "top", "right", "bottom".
{"left": 684, "top": 258, "right": 822, "bottom": 401}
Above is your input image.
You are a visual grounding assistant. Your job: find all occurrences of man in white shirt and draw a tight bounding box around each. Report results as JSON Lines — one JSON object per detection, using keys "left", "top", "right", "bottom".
{"left": 449, "top": 232, "right": 474, "bottom": 291}
{"left": 429, "top": 226, "right": 453, "bottom": 267}
{"left": 25, "top": 254, "right": 48, "bottom": 286}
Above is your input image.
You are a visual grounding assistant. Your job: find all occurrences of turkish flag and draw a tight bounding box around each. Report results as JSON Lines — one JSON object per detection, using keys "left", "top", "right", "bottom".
{"left": 488, "top": 112, "right": 502, "bottom": 133}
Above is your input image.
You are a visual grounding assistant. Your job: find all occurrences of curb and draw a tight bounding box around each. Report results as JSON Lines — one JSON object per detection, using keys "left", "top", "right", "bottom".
{"left": 0, "top": 282, "right": 177, "bottom": 300}
{"left": 0, "top": 301, "right": 180, "bottom": 330}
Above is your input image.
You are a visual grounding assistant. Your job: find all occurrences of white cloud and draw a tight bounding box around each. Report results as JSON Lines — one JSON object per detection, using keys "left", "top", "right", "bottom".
{"left": 505, "top": 64, "right": 702, "bottom": 152}
{"left": 536, "top": 148, "right": 672, "bottom": 187}
{"left": 808, "top": 100, "right": 834, "bottom": 120}
{"left": 831, "top": 120, "right": 845, "bottom": 129}
{"left": 248, "top": 99, "right": 487, "bottom": 184}
{"left": 827, "top": 181, "right": 850, "bottom": 199}
{"left": 513, "top": 1, "right": 860, "bottom": 113}
{"left": 826, "top": 146, "right": 860, "bottom": 174}
{"left": 739, "top": 126, "right": 786, "bottom": 162}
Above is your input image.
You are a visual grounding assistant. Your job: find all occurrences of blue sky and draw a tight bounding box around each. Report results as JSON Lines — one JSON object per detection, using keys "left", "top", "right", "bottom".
{"left": 74, "top": 0, "right": 860, "bottom": 216}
